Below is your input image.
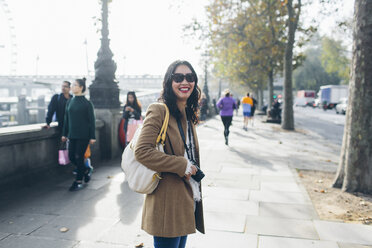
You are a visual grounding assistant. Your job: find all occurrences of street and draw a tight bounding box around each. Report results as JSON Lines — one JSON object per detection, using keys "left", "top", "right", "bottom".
{"left": 294, "top": 107, "right": 345, "bottom": 146}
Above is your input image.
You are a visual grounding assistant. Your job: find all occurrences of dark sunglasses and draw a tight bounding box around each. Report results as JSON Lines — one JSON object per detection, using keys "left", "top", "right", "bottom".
{"left": 172, "top": 73, "right": 196, "bottom": 83}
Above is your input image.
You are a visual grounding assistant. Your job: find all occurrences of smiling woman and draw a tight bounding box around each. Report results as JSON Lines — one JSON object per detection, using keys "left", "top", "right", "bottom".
{"left": 134, "top": 60, "right": 204, "bottom": 248}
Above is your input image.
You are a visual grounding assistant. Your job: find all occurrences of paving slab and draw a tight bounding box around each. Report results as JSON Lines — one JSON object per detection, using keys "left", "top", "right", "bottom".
{"left": 250, "top": 189, "right": 310, "bottom": 204}
{"left": 202, "top": 186, "right": 249, "bottom": 201}
{"left": 56, "top": 197, "right": 121, "bottom": 219}
{"left": 259, "top": 202, "right": 318, "bottom": 220}
{"left": 314, "top": 220, "right": 372, "bottom": 245}
{"left": 245, "top": 215, "right": 319, "bottom": 239}
{"left": 206, "top": 177, "right": 260, "bottom": 190}
{"left": 204, "top": 212, "right": 246, "bottom": 233}
{"left": 0, "top": 232, "right": 10, "bottom": 240}
{"left": 260, "top": 182, "right": 302, "bottom": 192}
{"left": 74, "top": 241, "right": 131, "bottom": 248}
{"left": 30, "top": 215, "right": 118, "bottom": 242}
{"left": 0, "top": 213, "right": 57, "bottom": 234}
{"left": 203, "top": 198, "right": 259, "bottom": 215}
{"left": 98, "top": 220, "right": 152, "bottom": 246}
{"left": 188, "top": 230, "right": 258, "bottom": 248}
{"left": 57, "top": 179, "right": 110, "bottom": 190}
{"left": 260, "top": 168, "right": 293, "bottom": 176}
{"left": 0, "top": 234, "right": 77, "bottom": 248}
{"left": 211, "top": 172, "right": 256, "bottom": 182}
{"left": 338, "top": 243, "right": 372, "bottom": 248}
{"left": 254, "top": 175, "right": 296, "bottom": 183}
{"left": 259, "top": 236, "right": 339, "bottom": 248}
{"left": 220, "top": 167, "right": 260, "bottom": 175}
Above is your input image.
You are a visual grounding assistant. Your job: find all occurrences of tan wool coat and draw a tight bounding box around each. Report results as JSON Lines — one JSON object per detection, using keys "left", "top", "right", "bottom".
{"left": 134, "top": 103, "right": 205, "bottom": 238}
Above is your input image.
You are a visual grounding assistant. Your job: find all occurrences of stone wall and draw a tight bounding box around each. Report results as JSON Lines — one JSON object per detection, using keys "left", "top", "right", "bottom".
{"left": 0, "top": 120, "right": 108, "bottom": 188}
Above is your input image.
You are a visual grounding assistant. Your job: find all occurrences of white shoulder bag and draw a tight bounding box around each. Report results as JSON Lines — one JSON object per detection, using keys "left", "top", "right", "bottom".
{"left": 121, "top": 103, "right": 169, "bottom": 194}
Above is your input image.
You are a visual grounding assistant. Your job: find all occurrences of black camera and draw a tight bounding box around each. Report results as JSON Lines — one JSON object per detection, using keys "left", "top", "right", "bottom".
{"left": 190, "top": 161, "right": 205, "bottom": 182}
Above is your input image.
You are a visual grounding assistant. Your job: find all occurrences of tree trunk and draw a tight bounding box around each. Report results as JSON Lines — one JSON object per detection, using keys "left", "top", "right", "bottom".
{"left": 281, "top": 0, "right": 300, "bottom": 130}
{"left": 332, "top": 114, "right": 349, "bottom": 188}
{"left": 268, "top": 69, "right": 274, "bottom": 108}
{"left": 333, "top": 0, "right": 372, "bottom": 193}
{"left": 258, "top": 85, "right": 264, "bottom": 110}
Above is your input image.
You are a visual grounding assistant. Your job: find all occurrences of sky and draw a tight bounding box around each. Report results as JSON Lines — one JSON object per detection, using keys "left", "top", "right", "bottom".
{"left": 0, "top": 0, "right": 354, "bottom": 76}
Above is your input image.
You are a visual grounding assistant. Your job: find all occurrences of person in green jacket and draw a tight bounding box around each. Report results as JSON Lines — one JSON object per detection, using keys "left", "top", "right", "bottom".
{"left": 62, "top": 78, "right": 96, "bottom": 191}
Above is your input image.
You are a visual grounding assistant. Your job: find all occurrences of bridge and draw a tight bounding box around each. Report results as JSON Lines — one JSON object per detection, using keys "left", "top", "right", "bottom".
{"left": 0, "top": 74, "right": 163, "bottom": 98}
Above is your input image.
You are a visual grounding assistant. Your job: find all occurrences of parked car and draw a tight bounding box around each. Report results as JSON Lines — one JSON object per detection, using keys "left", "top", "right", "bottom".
{"left": 335, "top": 97, "right": 348, "bottom": 115}
{"left": 313, "top": 98, "right": 321, "bottom": 108}
{"left": 294, "top": 90, "right": 316, "bottom": 107}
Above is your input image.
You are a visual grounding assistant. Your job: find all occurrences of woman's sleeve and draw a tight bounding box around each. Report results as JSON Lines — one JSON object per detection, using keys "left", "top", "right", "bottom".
{"left": 88, "top": 101, "right": 96, "bottom": 139}
{"left": 62, "top": 100, "right": 69, "bottom": 137}
{"left": 134, "top": 104, "right": 187, "bottom": 177}
{"left": 133, "top": 107, "right": 141, "bottom": 120}
{"left": 216, "top": 98, "right": 223, "bottom": 109}
{"left": 122, "top": 105, "right": 129, "bottom": 119}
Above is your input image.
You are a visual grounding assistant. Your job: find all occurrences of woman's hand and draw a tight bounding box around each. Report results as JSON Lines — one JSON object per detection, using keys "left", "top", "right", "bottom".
{"left": 89, "top": 139, "right": 96, "bottom": 145}
{"left": 185, "top": 165, "right": 198, "bottom": 180}
{"left": 61, "top": 136, "right": 67, "bottom": 142}
{"left": 125, "top": 106, "right": 133, "bottom": 112}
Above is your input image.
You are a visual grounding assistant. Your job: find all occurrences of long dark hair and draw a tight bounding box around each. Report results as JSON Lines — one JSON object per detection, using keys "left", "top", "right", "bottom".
{"left": 126, "top": 91, "right": 141, "bottom": 112}
{"left": 159, "top": 60, "right": 200, "bottom": 124}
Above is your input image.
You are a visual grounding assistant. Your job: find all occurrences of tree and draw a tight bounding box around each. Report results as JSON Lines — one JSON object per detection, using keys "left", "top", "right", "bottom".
{"left": 281, "top": 0, "right": 301, "bottom": 130}
{"left": 321, "top": 37, "right": 350, "bottom": 84}
{"left": 205, "top": 0, "right": 287, "bottom": 105}
{"left": 294, "top": 35, "right": 350, "bottom": 90}
{"left": 333, "top": 0, "right": 372, "bottom": 194}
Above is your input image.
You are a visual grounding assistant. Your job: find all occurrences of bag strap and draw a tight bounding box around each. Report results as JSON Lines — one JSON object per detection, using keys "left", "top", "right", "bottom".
{"left": 156, "top": 103, "right": 169, "bottom": 145}
{"left": 176, "top": 117, "right": 194, "bottom": 161}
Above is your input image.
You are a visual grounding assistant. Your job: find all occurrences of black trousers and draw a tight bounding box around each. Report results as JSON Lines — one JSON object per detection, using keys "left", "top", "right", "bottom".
{"left": 68, "top": 139, "right": 89, "bottom": 181}
{"left": 221, "top": 116, "right": 233, "bottom": 137}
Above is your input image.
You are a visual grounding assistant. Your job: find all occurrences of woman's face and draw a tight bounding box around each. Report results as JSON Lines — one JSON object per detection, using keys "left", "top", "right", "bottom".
{"left": 127, "top": 94, "right": 134, "bottom": 104}
{"left": 172, "top": 65, "right": 195, "bottom": 103}
{"left": 72, "top": 81, "right": 83, "bottom": 95}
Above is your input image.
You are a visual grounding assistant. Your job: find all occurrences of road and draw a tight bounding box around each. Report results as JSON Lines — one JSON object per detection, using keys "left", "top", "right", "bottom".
{"left": 294, "top": 107, "right": 345, "bottom": 146}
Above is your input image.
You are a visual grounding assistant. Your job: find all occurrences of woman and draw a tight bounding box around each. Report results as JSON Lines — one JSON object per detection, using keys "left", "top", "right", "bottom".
{"left": 217, "top": 89, "right": 236, "bottom": 145}
{"left": 134, "top": 60, "right": 205, "bottom": 248}
{"left": 122, "top": 91, "right": 142, "bottom": 145}
{"left": 62, "top": 78, "right": 96, "bottom": 191}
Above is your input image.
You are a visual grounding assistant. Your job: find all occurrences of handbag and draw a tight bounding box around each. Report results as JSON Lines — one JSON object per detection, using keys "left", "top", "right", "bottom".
{"left": 126, "top": 118, "right": 144, "bottom": 142}
{"left": 121, "top": 103, "right": 169, "bottom": 194}
{"left": 84, "top": 144, "right": 91, "bottom": 159}
{"left": 58, "top": 141, "right": 70, "bottom": 165}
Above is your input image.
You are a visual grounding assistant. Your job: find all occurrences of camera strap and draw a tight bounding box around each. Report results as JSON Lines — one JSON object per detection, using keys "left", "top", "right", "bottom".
{"left": 176, "top": 117, "right": 194, "bottom": 162}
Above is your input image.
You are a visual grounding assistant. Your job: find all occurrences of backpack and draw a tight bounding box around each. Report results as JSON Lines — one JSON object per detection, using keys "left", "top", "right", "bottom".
{"left": 121, "top": 103, "right": 169, "bottom": 194}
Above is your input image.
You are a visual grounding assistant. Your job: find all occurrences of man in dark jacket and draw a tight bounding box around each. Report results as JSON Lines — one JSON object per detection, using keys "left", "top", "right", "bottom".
{"left": 43, "top": 81, "right": 72, "bottom": 132}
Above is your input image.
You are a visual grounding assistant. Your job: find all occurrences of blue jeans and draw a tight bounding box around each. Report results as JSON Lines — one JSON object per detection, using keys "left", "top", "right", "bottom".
{"left": 153, "top": 235, "right": 187, "bottom": 248}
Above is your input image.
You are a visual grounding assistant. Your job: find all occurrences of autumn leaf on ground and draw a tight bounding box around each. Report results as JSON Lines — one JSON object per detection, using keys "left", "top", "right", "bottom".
{"left": 59, "top": 227, "right": 69, "bottom": 233}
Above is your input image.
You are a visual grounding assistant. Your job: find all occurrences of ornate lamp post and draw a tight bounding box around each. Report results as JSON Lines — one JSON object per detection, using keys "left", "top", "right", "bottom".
{"left": 89, "top": 0, "right": 120, "bottom": 109}
{"left": 201, "top": 52, "right": 210, "bottom": 116}
{"left": 89, "top": 0, "right": 122, "bottom": 160}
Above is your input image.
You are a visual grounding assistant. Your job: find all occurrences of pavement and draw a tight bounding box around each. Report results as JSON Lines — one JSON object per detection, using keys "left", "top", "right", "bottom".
{"left": 0, "top": 112, "right": 372, "bottom": 248}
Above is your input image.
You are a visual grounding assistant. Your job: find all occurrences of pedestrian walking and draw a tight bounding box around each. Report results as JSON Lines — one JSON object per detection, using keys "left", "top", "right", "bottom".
{"left": 122, "top": 91, "right": 142, "bottom": 146}
{"left": 250, "top": 96, "right": 258, "bottom": 126}
{"left": 134, "top": 60, "right": 205, "bottom": 248}
{"left": 62, "top": 78, "right": 96, "bottom": 192}
{"left": 212, "top": 98, "right": 218, "bottom": 115}
{"left": 217, "top": 89, "right": 236, "bottom": 145}
{"left": 43, "top": 81, "right": 72, "bottom": 132}
{"left": 241, "top": 92, "right": 253, "bottom": 131}
{"left": 236, "top": 98, "right": 241, "bottom": 116}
